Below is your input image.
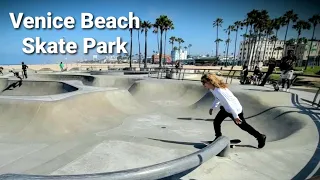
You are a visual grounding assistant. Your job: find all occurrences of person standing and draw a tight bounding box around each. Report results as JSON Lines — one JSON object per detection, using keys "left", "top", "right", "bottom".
{"left": 240, "top": 61, "right": 249, "bottom": 84}
{"left": 259, "top": 58, "right": 276, "bottom": 86}
{"left": 59, "top": 62, "right": 64, "bottom": 71}
{"left": 21, "top": 62, "right": 28, "bottom": 79}
{"left": 201, "top": 73, "right": 266, "bottom": 148}
{"left": 279, "top": 50, "right": 296, "bottom": 92}
{"left": 0, "top": 67, "right": 3, "bottom": 75}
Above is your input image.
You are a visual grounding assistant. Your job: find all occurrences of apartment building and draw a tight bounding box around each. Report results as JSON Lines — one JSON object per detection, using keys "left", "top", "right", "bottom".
{"left": 238, "top": 38, "right": 285, "bottom": 65}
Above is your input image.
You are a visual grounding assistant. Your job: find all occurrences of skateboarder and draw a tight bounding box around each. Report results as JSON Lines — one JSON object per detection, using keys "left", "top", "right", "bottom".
{"left": 21, "top": 62, "right": 28, "bottom": 79}
{"left": 201, "top": 73, "right": 266, "bottom": 149}
{"left": 0, "top": 67, "right": 3, "bottom": 75}
{"left": 240, "top": 61, "right": 249, "bottom": 84}
{"left": 279, "top": 50, "right": 296, "bottom": 92}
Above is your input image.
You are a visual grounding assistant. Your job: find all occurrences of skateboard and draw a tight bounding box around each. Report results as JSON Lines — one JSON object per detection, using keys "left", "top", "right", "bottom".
{"left": 203, "top": 139, "right": 241, "bottom": 148}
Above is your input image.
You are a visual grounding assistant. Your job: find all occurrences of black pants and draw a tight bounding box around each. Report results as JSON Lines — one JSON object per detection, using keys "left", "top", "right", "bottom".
{"left": 214, "top": 106, "right": 262, "bottom": 139}
{"left": 260, "top": 71, "right": 272, "bottom": 86}
{"left": 22, "top": 70, "right": 27, "bottom": 79}
{"left": 282, "top": 79, "right": 291, "bottom": 89}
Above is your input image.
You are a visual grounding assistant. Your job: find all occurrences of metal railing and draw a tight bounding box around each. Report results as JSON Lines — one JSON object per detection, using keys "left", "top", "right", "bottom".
{"left": 0, "top": 136, "right": 230, "bottom": 180}
{"left": 312, "top": 87, "right": 320, "bottom": 108}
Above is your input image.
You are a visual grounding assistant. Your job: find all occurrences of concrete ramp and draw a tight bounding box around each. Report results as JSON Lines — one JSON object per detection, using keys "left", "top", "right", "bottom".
{"left": 0, "top": 79, "right": 78, "bottom": 96}
{"left": 0, "top": 75, "right": 318, "bottom": 180}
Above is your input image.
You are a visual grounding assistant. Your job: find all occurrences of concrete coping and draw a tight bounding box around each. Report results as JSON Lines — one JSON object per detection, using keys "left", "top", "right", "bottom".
{"left": 0, "top": 136, "right": 230, "bottom": 180}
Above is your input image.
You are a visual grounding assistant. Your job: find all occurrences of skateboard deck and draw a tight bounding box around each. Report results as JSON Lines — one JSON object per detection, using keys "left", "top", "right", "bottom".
{"left": 203, "top": 139, "right": 241, "bottom": 147}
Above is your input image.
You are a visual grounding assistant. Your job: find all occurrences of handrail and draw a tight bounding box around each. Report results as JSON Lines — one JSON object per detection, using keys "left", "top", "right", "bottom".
{"left": 0, "top": 136, "right": 230, "bottom": 180}
{"left": 312, "top": 87, "right": 320, "bottom": 108}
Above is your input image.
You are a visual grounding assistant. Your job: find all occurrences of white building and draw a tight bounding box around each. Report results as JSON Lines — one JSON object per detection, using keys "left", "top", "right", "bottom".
{"left": 238, "top": 38, "right": 285, "bottom": 66}
{"left": 171, "top": 49, "right": 188, "bottom": 61}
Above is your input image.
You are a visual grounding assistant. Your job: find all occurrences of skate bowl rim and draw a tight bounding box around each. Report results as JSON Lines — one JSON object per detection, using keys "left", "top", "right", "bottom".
{"left": 0, "top": 79, "right": 79, "bottom": 97}
{"left": 0, "top": 136, "right": 229, "bottom": 180}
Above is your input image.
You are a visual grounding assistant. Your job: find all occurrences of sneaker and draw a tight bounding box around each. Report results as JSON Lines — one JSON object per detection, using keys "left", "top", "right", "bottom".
{"left": 282, "top": 88, "right": 287, "bottom": 92}
{"left": 286, "top": 89, "right": 290, "bottom": 92}
{"left": 258, "top": 134, "right": 266, "bottom": 149}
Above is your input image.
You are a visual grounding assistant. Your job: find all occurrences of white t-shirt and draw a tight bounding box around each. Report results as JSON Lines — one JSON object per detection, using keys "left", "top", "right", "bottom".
{"left": 210, "top": 88, "right": 243, "bottom": 119}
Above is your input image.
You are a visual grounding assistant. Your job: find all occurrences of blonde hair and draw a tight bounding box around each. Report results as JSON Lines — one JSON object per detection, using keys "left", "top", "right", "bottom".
{"left": 201, "top": 73, "right": 228, "bottom": 88}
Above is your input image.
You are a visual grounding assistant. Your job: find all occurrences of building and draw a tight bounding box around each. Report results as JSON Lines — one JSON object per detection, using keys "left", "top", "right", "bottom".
{"left": 238, "top": 38, "right": 285, "bottom": 66}
{"left": 171, "top": 49, "right": 188, "bottom": 61}
{"left": 288, "top": 40, "right": 320, "bottom": 66}
{"left": 152, "top": 54, "right": 172, "bottom": 64}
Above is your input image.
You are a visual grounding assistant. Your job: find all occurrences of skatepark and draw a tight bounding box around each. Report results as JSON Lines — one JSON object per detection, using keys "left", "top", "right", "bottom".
{"left": 0, "top": 70, "right": 319, "bottom": 180}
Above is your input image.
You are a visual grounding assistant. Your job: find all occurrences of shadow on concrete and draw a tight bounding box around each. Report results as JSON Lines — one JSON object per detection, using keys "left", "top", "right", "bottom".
{"left": 245, "top": 88, "right": 276, "bottom": 92}
{"left": 177, "top": 117, "right": 232, "bottom": 122}
{"left": 290, "top": 93, "right": 320, "bottom": 180}
{"left": 1, "top": 80, "right": 23, "bottom": 92}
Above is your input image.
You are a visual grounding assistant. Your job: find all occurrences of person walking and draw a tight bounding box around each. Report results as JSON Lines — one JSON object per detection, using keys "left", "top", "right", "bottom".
{"left": 201, "top": 73, "right": 266, "bottom": 148}
{"left": 259, "top": 58, "right": 276, "bottom": 86}
{"left": 21, "top": 62, "right": 28, "bottom": 79}
{"left": 240, "top": 61, "right": 249, "bottom": 84}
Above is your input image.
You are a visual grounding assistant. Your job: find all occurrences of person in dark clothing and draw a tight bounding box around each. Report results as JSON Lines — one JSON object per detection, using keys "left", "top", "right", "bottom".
{"left": 279, "top": 50, "right": 296, "bottom": 92}
{"left": 240, "top": 61, "right": 249, "bottom": 84}
{"left": 252, "top": 66, "right": 262, "bottom": 85}
{"left": 0, "top": 67, "right": 3, "bottom": 75}
{"left": 21, "top": 62, "right": 28, "bottom": 79}
{"left": 259, "top": 58, "right": 276, "bottom": 86}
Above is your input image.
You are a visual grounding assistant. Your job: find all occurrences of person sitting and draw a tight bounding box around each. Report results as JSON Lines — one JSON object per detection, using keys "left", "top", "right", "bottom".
{"left": 251, "top": 66, "right": 262, "bottom": 85}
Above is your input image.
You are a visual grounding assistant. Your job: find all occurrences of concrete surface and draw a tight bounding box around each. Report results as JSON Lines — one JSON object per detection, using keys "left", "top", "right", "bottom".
{"left": 0, "top": 73, "right": 319, "bottom": 180}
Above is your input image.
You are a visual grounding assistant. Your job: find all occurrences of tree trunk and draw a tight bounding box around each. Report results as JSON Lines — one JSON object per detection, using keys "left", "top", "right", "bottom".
{"left": 283, "top": 22, "right": 290, "bottom": 56}
{"left": 129, "top": 29, "right": 133, "bottom": 69}
{"left": 262, "top": 34, "right": 268, "bottom": 62}
{"left": 157, "top": 31, "right": 160, "bottom": 53}
{"left": 272, "top": 30, "right": 279, "bottom": 58}
{"left": 305, "top": 26, "right": 316, "bottom": 70}
{"left": 144, "top": 29, "right": 148, "bottom": 68}
{"left": 216, "top": 26, "right": 219, "bottom": 57}
{"left": 256, "top": 33, "right": 263, "bottom": 64}
{"left": 159, "top": 30, "right": 163, "bottom": 67}
{"left": 164, "top": 30, "right": 167, "bottom": 65}
{"left": 246, "top": 25, "right": 253, "bottom": 65}
{"left": 233, "top": 28, "right": 238, "bottom": 67}
{"left": 295, "top": 33, "right": 300, "bottom": 65}
{"left": 138, "top": 30, "right": 141, "bottom": 68}
{"left": 241, "top": 25, "right": 249, "bottom": 65}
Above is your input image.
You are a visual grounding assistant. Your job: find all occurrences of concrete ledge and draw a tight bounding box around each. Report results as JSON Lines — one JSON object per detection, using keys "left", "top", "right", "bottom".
{"left": 0, "top": 136, "right": 229, "bottom": 180}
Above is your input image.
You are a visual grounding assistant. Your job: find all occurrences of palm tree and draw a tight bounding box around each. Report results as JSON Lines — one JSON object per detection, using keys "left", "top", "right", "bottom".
{"left": 240, "top": 19, "right": 249, "bottom": 63}
{"left": 270, "top": 35, "right": 278, "bottom": 58}
{"left": 232, "top": 21, "right": 242, "bottom": 66}
{"left": 141, "top": 20, "right": 152, "bottom": 69}
{"left": 262, "top": 19, "right": 274, "bottom": 62}
{"left": 282, "top": 10, "right": 298, "bottom": 55}
{"left": 129, "top": 26, "right": 133, "bottom": 69}
{"left": 224, "top": 25, "right": 233, "bottom": 66}
{"left": 163, "top": 19, "right": 174, "bottom": 65}
{"left": 169, "top": 36, "right": 176, "bottom": 50}
{"left": 292, "top": 20, "right": 311, "bottom": 65}
{"left": 154, "top": 15, "right": 172, "bottom": 67}
{"left": 246, "top": 9, "right": 259, "bottom": 68}
{"left": 134, "top": 21, "right": 142, "bottom": 68}
{"left": 188, "top": 44, "right": 192, "bottom": 57}
{"left": 213, "top": 18, "right": 223, "bottom": 57}
{"left": 271, "top": 17, "right": 283, "bottom": 58}
{"left": 176, "top": 38, "right": 184, "bottom": 60}
{"left": 214, "top": 39, "right": 223, "bottom": 57}
{"left": 225, "top": 38, "right": 231, "bottom": 66}
{"left": 305, "top": 14, "right": 320, "bottom": 70}
{"left": 153, "top": 27, "right": 159, "bottom": 53}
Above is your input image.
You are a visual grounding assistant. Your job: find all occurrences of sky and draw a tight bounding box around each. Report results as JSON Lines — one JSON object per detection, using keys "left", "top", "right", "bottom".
{"left": 0, "top": 0, "right": 319, "bottom": 65}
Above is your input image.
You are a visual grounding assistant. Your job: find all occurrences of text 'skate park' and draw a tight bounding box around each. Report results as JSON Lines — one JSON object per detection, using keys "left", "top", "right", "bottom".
{"left": 9, "top": 12, "right": 140, "bottom": 54}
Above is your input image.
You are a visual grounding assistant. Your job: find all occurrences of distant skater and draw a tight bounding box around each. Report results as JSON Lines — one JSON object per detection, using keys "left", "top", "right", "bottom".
{"left": 201, "top": 73, "right": 266, "bottom": 148}
{"left": 21, "top": 62, "right": 28, "bottom": 79}
{"left": 0, "top": 67, "right": 3, "bottom": 75}
{"left": 59, "top": 62, "right": 64, "bottom": 71}
{"left": 279, "top": 50, "right": 296, "bottom": 92}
